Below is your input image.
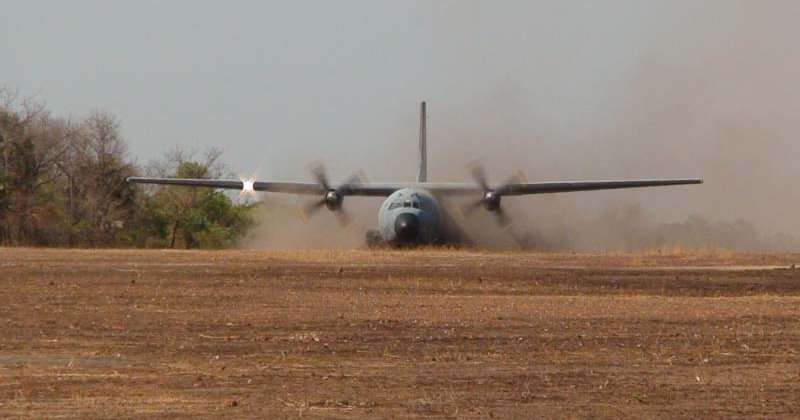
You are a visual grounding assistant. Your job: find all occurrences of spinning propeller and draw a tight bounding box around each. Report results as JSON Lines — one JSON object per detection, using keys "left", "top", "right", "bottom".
{"left": 461, "top": 161, "right": 526, "bottom": 230}
{"left": 298, "top": 162, "right": 366, "bottom": 227}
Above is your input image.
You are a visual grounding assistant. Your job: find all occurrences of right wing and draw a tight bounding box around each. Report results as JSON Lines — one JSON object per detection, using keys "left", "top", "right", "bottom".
{"left": 496, "top": 178, "right": 703, "bottom": 196}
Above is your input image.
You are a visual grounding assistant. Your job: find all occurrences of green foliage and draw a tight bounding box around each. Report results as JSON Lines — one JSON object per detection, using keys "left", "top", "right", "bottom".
{"left": 0, "top": 96, "right": 257, "bottom": 249}
{"left": 137, "top": 161, "right": 255, "bottom": 249}
{"left": 176, "top": 161, "right": 210, "bottom": 179}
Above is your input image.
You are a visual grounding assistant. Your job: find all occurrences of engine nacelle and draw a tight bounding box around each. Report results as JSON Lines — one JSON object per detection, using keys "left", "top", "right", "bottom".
{"left": 483, "top": 191, "right": 502, "bottom": 211}
{"left": 323, "top": 190, "right": 343, "bottom": 210}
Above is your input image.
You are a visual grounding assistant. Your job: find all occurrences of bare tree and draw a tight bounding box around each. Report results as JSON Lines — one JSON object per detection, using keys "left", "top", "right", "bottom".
{"left": 0, "top": 95, "right": 74, "bottom": 244}
{"left": 60, "top": 111, "right": 136, "bottom": 245}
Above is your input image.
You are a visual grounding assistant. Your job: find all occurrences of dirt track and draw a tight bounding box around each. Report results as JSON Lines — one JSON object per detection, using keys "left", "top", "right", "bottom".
{"left": 1, "top": 248, "right": 799, "bottom": 418}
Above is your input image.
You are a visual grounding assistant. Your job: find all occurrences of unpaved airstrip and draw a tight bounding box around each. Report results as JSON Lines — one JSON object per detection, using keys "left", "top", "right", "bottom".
{"left": 1, "top": 248, "right": 799, "bottom": 418}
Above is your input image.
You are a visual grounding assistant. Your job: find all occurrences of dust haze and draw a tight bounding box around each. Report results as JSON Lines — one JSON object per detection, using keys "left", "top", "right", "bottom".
{"left": 243, "top": 2, "right": 800, "bottom": 251}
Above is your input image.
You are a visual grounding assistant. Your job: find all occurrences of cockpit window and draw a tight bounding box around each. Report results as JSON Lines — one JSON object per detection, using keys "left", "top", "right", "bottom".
{"left": 389, "top": 198, "right": 422, "bottom": 210}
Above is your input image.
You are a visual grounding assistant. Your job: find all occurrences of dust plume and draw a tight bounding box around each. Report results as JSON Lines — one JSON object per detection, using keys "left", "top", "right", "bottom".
{"left": 429, "top": 1, "right": 800, "bottom": 251}
{"left": 239, "top": 196, "right": 377, "bottom": 250}
{"left": 243, "top": 1, "right": 800, "bottom": 251}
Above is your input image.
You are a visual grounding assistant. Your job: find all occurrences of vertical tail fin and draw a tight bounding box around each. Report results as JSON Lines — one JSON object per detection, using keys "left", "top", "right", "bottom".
{"left": 417, "top": 101, "right": 427, "bottom": 183}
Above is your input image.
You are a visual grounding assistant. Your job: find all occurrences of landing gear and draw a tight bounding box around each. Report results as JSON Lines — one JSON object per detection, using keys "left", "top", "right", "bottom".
{"left": 365, "top": 230, "right": 384, "bottom": 249}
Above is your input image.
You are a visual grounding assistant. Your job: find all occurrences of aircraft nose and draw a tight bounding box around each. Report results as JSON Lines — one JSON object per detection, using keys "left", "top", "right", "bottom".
{"left": 394, "top": 213, "right": 420, "bottom": 241}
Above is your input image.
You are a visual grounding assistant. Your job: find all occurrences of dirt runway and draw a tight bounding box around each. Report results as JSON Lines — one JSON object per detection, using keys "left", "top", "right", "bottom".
{"left": 1, "top": 248, "right": 799, "bottom": 418}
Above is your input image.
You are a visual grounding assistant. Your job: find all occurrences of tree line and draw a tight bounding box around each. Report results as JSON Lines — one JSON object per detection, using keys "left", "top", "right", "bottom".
{"left": 0, "top": 91, "right": 255, "bottom": 248}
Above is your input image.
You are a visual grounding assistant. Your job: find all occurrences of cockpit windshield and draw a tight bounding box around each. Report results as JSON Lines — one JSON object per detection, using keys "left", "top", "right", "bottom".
{"left": 388, "top": 198, "right": 422, "bottom": 211}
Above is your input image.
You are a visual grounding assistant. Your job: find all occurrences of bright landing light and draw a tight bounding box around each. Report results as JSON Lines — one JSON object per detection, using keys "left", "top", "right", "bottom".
{"left": 237, "top": 175, "right": 258, "bottom": 201}
{"left": 242, "top": 178, "right": 255, "bottom": 193}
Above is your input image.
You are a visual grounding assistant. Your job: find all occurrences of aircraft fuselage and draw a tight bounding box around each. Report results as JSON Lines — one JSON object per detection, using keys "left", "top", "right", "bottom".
{"left": 377, "top": 188, "right": 442, "bottom": 245}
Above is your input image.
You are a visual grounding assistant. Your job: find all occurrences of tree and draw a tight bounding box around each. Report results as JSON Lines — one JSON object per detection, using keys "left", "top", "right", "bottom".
{"left": 0, "top": 127, "right": 10, "bottom": 244}
{"left": 137, "top": 147, "right": 254, "bottom": 249}
{"left": 0, "top": 88, "right": 255, "bottom": 249}
{"left": 59, "top": 111, "right": 138, "bottom": 246}
{"left": 0, "top": 97, "right": 71, "bottom": 245}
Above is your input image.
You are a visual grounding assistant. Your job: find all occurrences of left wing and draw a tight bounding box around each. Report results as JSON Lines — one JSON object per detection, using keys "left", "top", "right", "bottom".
{"left": 126, "top": 177, "right": 474, "bottom": 196}
{"left": 126, "top": 177, "right": 325, "bottom": 195}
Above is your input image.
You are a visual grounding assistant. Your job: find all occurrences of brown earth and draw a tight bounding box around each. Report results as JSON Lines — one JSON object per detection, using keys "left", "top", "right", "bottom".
{"left": 1, "top": 248, "right": 799, "bottom": 418}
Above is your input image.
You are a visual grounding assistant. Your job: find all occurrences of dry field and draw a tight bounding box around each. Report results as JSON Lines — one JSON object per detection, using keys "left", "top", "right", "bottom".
{"left": 1, "top": 248, "right": 799, "bottom": 418}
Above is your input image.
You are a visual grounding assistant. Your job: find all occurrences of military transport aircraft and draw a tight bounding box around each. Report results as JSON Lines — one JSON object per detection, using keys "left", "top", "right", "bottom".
{"left": 127, "top": 102, "right": 702, "bottom": 247}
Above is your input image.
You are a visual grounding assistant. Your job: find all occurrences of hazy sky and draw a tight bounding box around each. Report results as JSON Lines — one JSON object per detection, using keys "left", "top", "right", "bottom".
{"left": 3, "top": 1, "right": 800, "bottom": 233}
{"left": 1, "top": 1, "right": 694, "bottom": 174}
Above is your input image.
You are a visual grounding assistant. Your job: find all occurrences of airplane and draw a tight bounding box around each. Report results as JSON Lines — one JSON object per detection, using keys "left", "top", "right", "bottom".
{"left": 127, "top": 102, "right": 702, "bottom": 247}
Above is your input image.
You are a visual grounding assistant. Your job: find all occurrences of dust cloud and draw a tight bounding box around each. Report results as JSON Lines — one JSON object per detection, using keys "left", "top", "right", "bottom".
{"left": 240, "top": 197, "right": 377, "bottom": 250}
{"left": 242, "top": 2, "right": 800, "bottom": 251}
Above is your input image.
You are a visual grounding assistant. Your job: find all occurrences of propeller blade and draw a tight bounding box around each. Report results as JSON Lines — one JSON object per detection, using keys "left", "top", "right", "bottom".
{"left": 299, "top": 199, "right": 327, "bottom": 222}
{"left": 460, "top": 199, "right": 484, "bottom": 219}
{"left": 497, "top": 170, "right": 526, "bottom": 195}
{"left": 349, "top": 170, "right": 368, "bottom": 185}
{"left": 338, "top": 170, "right": 368, "bottom": 195}
{"left": 307, "top": 161, "right": 330, "bottom": 190}
{"left": 493, "top": 207, "right": 513, "bottom": 231}
{"left": 336, "top": 207, "right": 353, "bottom": 227}
{"left": 466, "top": 161, "right": 490, "bottom": 191}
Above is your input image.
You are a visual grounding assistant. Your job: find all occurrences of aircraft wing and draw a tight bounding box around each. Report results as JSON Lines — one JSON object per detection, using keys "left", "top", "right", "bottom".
{"left": 338, "top": 178, "right": 704, "bottom": 196}
{"left": 126, "top": 177, "right": 325, "bottom": 195}
{"left": 127, "top": 177, "right": 702, "bottom": 197}
{"left": 127, "top": 177, "right": 422, "bottom": 196}
{"left": 126, "top": 178, "right": 453, "bottom": 196}
{"left": 494, "top": 178, "right": 704, "bottom": 196}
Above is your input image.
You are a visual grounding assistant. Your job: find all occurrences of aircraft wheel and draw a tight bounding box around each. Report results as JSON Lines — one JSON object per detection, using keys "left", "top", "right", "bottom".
{"left": 365, "top": 230, "right": 384, "bottom": 249}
